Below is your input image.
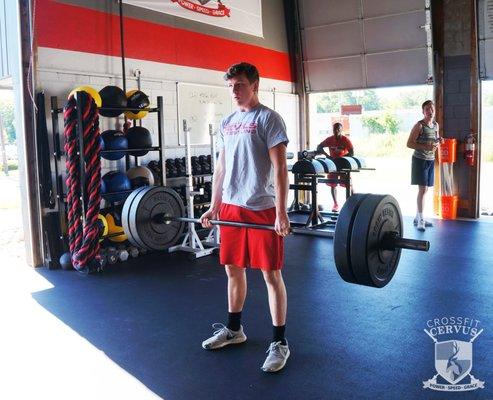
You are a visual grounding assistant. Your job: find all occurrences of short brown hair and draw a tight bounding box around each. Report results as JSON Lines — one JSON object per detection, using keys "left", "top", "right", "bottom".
{"left": 224, "top": 62, "right": 259, "bottom": 84}
{"left": 422, "top": 100, "right": 434, "bottom": 110}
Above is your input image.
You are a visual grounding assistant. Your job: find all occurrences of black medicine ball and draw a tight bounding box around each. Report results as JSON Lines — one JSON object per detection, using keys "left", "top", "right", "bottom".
{"left": 99, "top": 86, "right": 127, "bottom": 117}
{"left": 126, "top": 126, "right": 152, "bottom": 156}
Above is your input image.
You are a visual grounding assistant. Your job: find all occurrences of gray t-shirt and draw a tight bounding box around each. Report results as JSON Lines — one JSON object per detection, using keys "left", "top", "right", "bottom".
{"left": 413, "top": 120, "right": 438, "bottom": 161}
{"left": 217, "top": 103, "right": 289, "bottom": 210}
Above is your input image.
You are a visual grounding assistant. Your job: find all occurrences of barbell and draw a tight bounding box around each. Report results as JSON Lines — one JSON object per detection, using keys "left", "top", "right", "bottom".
{"left": 119, "top": 186, "right": 430, "bottom": 288}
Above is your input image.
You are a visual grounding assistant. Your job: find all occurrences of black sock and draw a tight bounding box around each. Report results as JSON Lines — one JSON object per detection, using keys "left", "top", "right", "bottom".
{"left": 227, "top": 312, "right": 242, "bottom": 331}
{"left": 273, "top": 325, "right": 287, "bottom": 345}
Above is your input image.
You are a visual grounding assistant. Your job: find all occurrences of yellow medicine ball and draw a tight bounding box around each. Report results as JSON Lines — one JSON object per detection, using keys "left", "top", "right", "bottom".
{"left": 124, "top": 89, "right": 149, "bottom": 120}
{"left": 69, "top": 86, "right": 102, "bottom": 108}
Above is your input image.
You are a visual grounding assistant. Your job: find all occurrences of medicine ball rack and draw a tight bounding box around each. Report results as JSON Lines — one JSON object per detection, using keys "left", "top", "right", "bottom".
{"left": 47, "top": 94, "right": 166, "bottom": 268}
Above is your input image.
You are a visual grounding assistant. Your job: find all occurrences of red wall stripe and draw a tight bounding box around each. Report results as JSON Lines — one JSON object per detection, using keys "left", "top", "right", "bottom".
{"left": 35, "top": 0, "right": 293, "bottom": 82}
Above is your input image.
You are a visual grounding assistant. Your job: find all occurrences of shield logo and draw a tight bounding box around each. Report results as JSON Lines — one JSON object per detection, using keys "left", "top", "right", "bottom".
{"left": 435, "top": 340, "right": 472, "bottom": 384}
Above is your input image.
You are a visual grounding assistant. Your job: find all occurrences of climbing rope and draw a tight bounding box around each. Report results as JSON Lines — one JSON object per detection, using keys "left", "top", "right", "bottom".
{"left": 63, "top": 91, "right": 101, "bottom": 272}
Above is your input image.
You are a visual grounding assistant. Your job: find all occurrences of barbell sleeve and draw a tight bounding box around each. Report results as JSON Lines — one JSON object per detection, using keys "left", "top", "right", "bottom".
{"left": 381, "top": 231, "right": 429, "bottom": 252}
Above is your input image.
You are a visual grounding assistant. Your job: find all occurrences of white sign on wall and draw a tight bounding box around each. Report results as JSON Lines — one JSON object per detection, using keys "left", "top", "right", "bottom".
{"left": 123, "top": 0, "right": 263, "bottom": 37}
{"left": 177, "top": 82, "right": 233, "bottom": 145}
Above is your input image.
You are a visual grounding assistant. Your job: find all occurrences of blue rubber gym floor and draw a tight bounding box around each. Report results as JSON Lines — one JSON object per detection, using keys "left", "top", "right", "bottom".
{"left": 32, "top": 217, "right": 493, "bottom": 399}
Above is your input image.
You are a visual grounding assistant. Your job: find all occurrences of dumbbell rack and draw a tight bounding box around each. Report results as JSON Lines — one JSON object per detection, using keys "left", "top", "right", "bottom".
{"left": 164, "top": 125, "right": 215, "bottom": 226}
{"left": 168, "top": 120, "right": 219, "bottom": 258}
{"left": 48, "top": 94, "right": 165, "bottom": 267}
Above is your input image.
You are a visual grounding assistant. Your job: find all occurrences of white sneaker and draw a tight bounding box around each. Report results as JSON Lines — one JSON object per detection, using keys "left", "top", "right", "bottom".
{"left": 202, "top": 323, "right": 247, "bottom": 350}
{"left": 416, "top": 219, "right": 426, "bottom": 231}
{"left": 261, "top": 340, "right": 290, "bottom": 372}
{"left": 413, "top": 218, "right": 433, "bottom": 227}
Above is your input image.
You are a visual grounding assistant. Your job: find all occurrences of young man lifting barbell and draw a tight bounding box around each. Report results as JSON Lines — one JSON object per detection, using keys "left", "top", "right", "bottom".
{"left": 199, "top": 62, "right": 291, "bottom": 373}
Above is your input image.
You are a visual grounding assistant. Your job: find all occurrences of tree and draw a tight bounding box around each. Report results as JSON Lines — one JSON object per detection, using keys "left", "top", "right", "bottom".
{"left": 0, "top": 99, "right": 15, "bottom": 144}
{"left": 362, "top": 116, "right": 385, "bottom": 134}
{"left": 316, "top": 89, "right": 382, "bottom": 113}
{"left": 362, "top": 111, "right": 401, "bottom": 135}
{"left": 344, "top": 90, "right": 381, "bottom": 111}
{"left": 382, "top": 112, "right": 400, "bottom": 135}
{"left": 397, "top": 88, "right": 432, "bottom": 109}
{"left": 316, "top": 92, "right": 340, "bottom": 113}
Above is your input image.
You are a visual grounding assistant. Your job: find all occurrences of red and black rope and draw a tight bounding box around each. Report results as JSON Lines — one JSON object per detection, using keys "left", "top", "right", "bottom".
{"left": 63, "top": 92, "right": 101, "bottom": 273}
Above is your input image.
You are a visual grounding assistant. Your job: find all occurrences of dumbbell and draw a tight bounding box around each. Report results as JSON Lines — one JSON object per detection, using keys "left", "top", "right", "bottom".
{"left": 105, "top": 247, "right": 119, "bottom": 264}
{"left": 115, "top": 244, "right": 130, "bottom": 262}
{"left": 198, "top": 155, "right": 209, "bottom": 174}
{"left": 165, "top": 159, "right": 176, "bottom": 178}
{"left": 173, "top": 158, "right": 182, "bottom": 176}
{"left": 190, "top": 156, "right": 198, "bottom": 174}
{"left": 190, "top": 156, "right": 196, "bottom": 174}
{"left": 128, "top": 246, "right": 139, "bottom": 258}
{"left": 147, "top": 160, "right": 163, "bottom": 185}
{"left": 199, "top": 156, "right": 207, "bottom": 174}
{"left": 204, "top": 182, "right": 212, "bottom": 202}
{"left": 98, "top": 250, "right": 108, "bottom": 269}
{"left": 119, "top": 249, "right": 129, "bottom": 262}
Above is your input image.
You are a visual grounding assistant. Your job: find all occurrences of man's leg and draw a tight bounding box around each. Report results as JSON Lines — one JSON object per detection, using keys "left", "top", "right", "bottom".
{"left": 416, "top": 185, "right": 428, "bottom": 231}
{"left": 260, "top": 269, "right": 289, "bottom": 372}
{"left": 417, "top": 185, "right": 428, "bottom": 213}
{"left": 201, "top": 264, "right": 248, "bottom": 350}
{"left": 226, "top": 264, "right": 247, "bottom": 314}
{"left": 331, "top": 186, "right": 338, "bottom": 211}
{"left": 262, "top": 269, "right": 287, "bottom": 327}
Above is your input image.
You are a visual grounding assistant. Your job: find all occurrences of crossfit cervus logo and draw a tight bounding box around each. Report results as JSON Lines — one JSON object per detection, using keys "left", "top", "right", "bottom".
{"left": 422, "top": 316, "right": 485, "bottom": 392}
{"left": 171, "top": 0, "right": 231, "bottom": 17}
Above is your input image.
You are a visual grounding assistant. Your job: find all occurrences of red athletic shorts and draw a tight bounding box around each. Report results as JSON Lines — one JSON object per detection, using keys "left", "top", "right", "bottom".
{"left": 325, "top": 172, "right": 347, "bottom": 188}
{"left": 219, "top": 203, "right": 284, "bottom": 270}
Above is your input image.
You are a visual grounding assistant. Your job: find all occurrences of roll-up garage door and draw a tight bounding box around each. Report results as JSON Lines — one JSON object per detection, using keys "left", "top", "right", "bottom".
{"left": 479, "top": 0, "right": 493, "bottom": 80}
{"left": 299, "top": 0, "right": 433, "bottom": 92}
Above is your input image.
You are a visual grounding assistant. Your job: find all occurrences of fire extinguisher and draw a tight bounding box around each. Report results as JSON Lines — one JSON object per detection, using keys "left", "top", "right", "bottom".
{"left": 464, "top": 131, "right": 476, "bottom": 167}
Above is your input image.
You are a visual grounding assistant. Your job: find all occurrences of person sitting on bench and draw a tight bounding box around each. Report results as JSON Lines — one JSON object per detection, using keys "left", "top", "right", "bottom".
{"left": 316, "top": 122, "right": 354, "bottom": 212}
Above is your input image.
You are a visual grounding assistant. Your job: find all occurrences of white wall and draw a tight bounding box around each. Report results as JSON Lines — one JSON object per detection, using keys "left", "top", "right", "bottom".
{"left": 37, "top": 48, "right": 296, "bottom": 181}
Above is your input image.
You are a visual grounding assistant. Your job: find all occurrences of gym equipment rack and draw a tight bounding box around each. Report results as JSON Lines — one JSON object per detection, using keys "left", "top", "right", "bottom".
{"left": 45, "top": 94, "right": 165, "bottom": 269}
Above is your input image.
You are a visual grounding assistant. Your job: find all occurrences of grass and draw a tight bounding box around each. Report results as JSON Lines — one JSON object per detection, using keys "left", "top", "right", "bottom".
{"left": 1, "top": 160, "right": 18, "bottom": 172}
